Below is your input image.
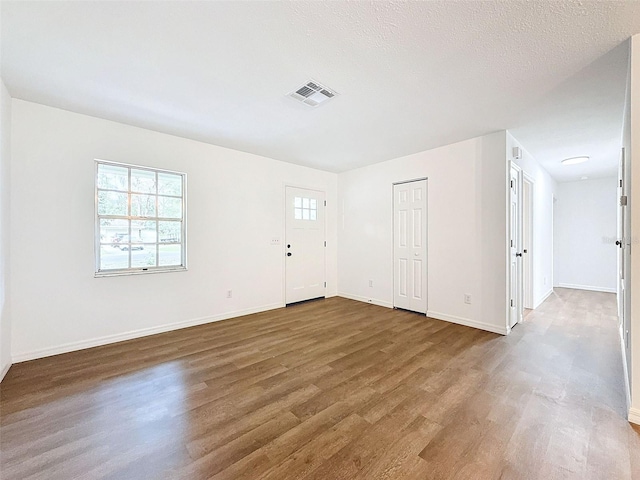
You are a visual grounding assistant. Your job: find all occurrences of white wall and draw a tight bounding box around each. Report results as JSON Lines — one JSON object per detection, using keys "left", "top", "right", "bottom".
{"left": 507, "top": 133, "right": 557, "bottom": 308}
{"left": 10, "top": 100, "right": 338, "bottom": 361}
{"left": 628, "top": 34, "right": 640, "bottom": 424}
{"left": 0, "top": 79, "right": 12, "bottom": 380}
{"left": 553, "top": 178, "right": 617, "bottom": 293}
{"left": 337, "top": 131, "right": 509, "bottom": 335}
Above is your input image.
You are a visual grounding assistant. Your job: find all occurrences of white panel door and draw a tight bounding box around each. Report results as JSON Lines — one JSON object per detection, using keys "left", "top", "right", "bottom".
{"left": 285, "top": 187, "right": 326, "bottom": 304}
{"left": 393, "top": 180, "right": 427, "bottom": 314}
{"left": 509, "top": 164, "right": 523, "bottom": 328}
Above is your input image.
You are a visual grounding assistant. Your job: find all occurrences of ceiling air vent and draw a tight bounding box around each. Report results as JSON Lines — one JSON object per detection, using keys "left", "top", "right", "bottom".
{"left": 288, "top": 80, "right": 338, "bottom": 107}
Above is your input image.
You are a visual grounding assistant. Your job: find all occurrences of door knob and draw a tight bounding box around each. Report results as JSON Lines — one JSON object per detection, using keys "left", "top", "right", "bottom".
{"left": 287, "top": 252, "right": 292, "bottom": 257}
{"left": 516, "top": 253, "right": 522, "bottom": 257}
{"left": 616, "top": 240, "right": 622, "bottom": 247}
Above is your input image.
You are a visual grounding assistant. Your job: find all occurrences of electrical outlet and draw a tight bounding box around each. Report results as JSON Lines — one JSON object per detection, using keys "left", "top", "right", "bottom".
{"left": 369, "top": 280, "right": 373, "bottom": 288}
{"left": 226, "top": 290, "right": 232, "bottom": 299}
{"left": 464, "top": 294, "right": 472, "bottom": 304}
{"left": 270, "top": 237, "right": 280, "bottom": 246}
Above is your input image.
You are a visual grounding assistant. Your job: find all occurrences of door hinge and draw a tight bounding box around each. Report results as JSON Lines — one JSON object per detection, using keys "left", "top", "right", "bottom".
{"left": 510, "top": 299, "right": 514, "bottom": 307}
{"left": 620, "top": 195, "right": 628, "bottom": 206}
{"left": 324, "top": 282, "right": 326, "bottom": 288}
{"left": 620, "top": 179, "right": 623, "bottom": 188}
{"left": 324, "top": 241, "right": 326, "bottom": 247}
{"left": 324, "top": 200, "right": 326, "bottom": 206}
{"left": 510, "top": 180, "right": 514, "bottom": 188}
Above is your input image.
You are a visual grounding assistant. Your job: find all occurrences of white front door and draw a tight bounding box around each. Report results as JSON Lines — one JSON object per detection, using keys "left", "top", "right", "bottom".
{"left": 509, "top": 164, "right": 523, "bottom": 328}
{"left": 285, "top": 186, "right": 326, "bottom": 304}
{"left": 393, "top": 179, "right": 427, "bottom": 314}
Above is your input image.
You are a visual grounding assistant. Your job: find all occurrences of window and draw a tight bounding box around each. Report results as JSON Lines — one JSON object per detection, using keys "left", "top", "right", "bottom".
{"left": 294, "top": 196, "right": 317, "bottom": 220}
{"left": 95, "top": 160, "right": 186, "bottom": 276}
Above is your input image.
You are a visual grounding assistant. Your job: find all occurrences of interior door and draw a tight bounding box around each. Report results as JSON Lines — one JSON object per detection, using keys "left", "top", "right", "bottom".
{"left": 393, "top": 179, "right": 427, "bottom": 314}
{"left": 285, "top": 186, "right": 326, "bottom": 304}
{"left": 509, "top": 164, "right": 523, "bottom": 328}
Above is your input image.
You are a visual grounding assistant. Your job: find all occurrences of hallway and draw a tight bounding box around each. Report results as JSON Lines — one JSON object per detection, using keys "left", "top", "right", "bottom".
{"left": 501, "top": 288, "right": 640, "bottom": 478}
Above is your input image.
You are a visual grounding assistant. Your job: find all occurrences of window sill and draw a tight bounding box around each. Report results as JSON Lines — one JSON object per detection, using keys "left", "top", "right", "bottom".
{"left": 95, "top": 266, "right": 187, "bottom": 278}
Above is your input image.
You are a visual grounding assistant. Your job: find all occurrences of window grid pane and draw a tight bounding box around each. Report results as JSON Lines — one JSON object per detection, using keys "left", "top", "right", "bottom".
{"left": 293, "top": 196, "right": 318, "bottom": 222}
{"left": 96, "top": 161, "right": 186, "bottom": 275}
{"left": 97, "top": 164, "right": 128, "bottom": 191}
{"left": 158, "top": 172, "right": 182, "bottom": 196}
{"left": 131, "top": 169, "right": 156, "bottom": 194}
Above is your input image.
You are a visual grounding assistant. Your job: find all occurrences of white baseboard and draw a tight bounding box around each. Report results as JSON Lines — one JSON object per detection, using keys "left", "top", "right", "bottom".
{"left": 533, "top": 288, "right": 554, "bottom": 309}
{"left": 0, "top": 361, "right": 11, "bottom": 383}
{"left": 620, "top": 325, "right": 631, "bottom": 414}
{"left": 12, "top": 302, "right": 283, "bottom": 364}
{"left": 426, "top": 310, "right": 509, "bottom": 336}
{"left": 556, "top": 283, "right": 616, "bottom": 294}
{"left": 628, "top": 408, "right": 640, "bottom": 426}
{"left": 337, "top": 293, "right": 508, "bottom": 336}
{"left": 337, "top": 292, "right": 393, "bottom": 309}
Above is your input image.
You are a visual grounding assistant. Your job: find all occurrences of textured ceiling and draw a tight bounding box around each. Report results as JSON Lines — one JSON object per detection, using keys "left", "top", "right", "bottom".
{"left": 2, "top": 1, "right": 640, "bottom": 180}
{"left": 510, "top": 40, "right": 630, "bottom": 182}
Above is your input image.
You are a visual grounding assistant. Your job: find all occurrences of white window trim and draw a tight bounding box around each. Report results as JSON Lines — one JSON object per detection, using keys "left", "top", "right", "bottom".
{"left": 94, "top": 159, "right": 188, "bottom": 277}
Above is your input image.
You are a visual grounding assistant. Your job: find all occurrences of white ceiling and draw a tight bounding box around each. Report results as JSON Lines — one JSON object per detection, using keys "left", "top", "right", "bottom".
{"left": 2, "top": 1, "right": 640, "bottom": 180}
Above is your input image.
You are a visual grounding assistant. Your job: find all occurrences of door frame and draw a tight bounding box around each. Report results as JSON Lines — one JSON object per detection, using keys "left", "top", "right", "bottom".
{"left": 618, "top": 147, "right": 627, "bottom": 327}
{"left": 392, "top": 177, "right": 428, "bottom": 314}
{"left": 551, "top": 194, "right": 556, "bottom": 290}
{"left": 618, "top": 146, "right": 631, "bottom": 399}
{"left": 508, "top": 163, "right": 524, "bottom": 329}
{"left": 282, "top": 183, "right": 327, "bottom": 307}
{"left": 522, "top": 173, "right": 535, "bottom": 310}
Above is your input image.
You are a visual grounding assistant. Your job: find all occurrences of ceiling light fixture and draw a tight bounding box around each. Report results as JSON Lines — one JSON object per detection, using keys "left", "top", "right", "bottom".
{"left": 561, "top": 156, "right": 589, "bottom": 165}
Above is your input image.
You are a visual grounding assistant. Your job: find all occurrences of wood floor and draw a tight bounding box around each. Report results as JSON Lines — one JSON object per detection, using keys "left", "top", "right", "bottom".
{"left": 1, "top": 288, "right": 639, "bottom": 479}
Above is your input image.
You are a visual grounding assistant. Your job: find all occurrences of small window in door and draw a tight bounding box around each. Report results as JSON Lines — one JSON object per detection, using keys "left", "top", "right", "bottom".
{"left": 294, "top": 197, "right": 317, "bottom": 221}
